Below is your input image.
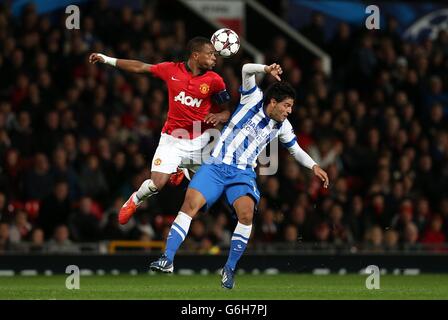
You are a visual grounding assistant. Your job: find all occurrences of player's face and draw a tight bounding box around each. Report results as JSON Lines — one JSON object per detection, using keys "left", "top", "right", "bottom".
{"left": 196, "top": 43, "right": 217, "bottom": 70}
{"left": 271, "top": 98, "right": 293, "bottom": 122}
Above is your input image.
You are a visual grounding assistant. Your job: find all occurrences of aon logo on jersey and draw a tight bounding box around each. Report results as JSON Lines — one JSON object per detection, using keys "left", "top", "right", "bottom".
{"left": 174, "top": 91, "right": 203, "bottom": 107}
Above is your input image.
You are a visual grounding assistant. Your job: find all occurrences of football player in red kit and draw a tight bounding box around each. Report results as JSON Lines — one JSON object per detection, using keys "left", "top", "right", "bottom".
{"left": 89, "top": 37, "right": 230, "bottom": 225}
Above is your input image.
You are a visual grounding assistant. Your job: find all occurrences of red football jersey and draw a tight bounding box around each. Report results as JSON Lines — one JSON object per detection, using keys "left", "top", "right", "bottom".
{"left": 150, "top": 62, "right": 226, "bottom": 139}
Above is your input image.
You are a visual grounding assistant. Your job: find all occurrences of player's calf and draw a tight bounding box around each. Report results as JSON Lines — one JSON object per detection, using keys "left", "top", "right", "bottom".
{"left": 135, "top": 179, "right": 159, "bottom": 203}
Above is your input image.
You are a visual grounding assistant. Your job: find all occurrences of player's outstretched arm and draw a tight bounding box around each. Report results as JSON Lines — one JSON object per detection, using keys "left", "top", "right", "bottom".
{"left": 89, "top": 53, "right": 152, "bottom": 73}
{"left": 279, "top": 121, "right": 329, "bottom": 188}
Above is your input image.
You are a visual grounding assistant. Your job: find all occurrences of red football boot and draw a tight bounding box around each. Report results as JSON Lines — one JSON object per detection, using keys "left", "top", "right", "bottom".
{"left": 118, "top": 192, "right": 139, "bottom": 225}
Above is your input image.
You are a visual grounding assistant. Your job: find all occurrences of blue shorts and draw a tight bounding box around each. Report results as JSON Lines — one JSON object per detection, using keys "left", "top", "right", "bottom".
{"left": 189, "top": 163, "right": 260, "bottom": 210}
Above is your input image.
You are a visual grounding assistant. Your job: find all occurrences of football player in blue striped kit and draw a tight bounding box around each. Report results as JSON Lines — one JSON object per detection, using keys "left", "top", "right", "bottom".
{"left": 150, "top": 63, "right": 330, "bottom": 289}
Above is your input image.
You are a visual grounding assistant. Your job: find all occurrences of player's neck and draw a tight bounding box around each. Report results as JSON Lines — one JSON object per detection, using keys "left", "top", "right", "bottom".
{"left": 264, "top": 103, "right": 273, "bottom": 119}
{"left": 185, "top": 60, "right": 204, "bottom": 76}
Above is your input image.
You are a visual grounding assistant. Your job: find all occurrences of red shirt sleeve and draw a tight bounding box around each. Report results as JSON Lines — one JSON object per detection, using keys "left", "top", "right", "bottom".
{"left": 212, "top": 74, "right": 226, "bottom": 94}
{"left": 149, "top": 62, "right": 174, "bottom": 81}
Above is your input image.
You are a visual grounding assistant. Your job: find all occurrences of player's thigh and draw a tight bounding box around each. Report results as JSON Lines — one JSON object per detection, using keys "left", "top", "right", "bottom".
{"left": 179, "top": 146, "right": 205, "bottom": 174}
{"left": 225, "top": 170, "right": 260, "bottom": 207}
{"left": 178, "top": 153, "right": 199, "bottom": 182}
{"left": 232, "top": 195, "right": 256, "bottom": 225}
{"left": 188, "top": 164, "right": 225, "bottom": 211}
{"left": 225, "top": 171, "right": 260, "bottom": 224}
{"left": 179, "top": 131, "right": 213, "bottom": 175}
{"left": 151, "top": 137, "right": 183, "bottom": 176}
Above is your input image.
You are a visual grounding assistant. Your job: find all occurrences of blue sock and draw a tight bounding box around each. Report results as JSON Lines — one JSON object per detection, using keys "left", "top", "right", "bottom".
{"left": 225, "top": 222, "right": 252, "bottom": 271}
{"left": 164, "top": 212, "right": 192, "bottom": 261}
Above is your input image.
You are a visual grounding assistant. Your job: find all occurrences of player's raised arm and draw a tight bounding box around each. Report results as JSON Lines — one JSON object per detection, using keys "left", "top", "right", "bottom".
{"left": 241, "top": 63, "right": 283, "bottom": 91}
{"left": 89, "top": 53, "right": 152, "bottom": 73}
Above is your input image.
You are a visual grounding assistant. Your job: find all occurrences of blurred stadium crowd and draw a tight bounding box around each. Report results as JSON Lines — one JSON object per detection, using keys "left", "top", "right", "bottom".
{"left": 0, "top": 2, "right": 447, "bottom": 254}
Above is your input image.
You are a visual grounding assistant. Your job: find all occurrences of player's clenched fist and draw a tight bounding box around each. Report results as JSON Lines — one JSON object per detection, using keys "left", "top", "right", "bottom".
{"left": 89, "top": 53, "right": 104, "bottom": 64}
{"left": 89, "top": 53, "right": 117, "bottom": 66}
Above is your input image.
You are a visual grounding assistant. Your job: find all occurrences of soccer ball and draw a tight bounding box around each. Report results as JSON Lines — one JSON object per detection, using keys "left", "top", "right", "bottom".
{"left": 211, "top": 28, "right": 240, "bottom": 58}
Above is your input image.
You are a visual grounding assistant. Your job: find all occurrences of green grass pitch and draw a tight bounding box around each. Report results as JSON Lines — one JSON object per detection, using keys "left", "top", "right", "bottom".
{"left": 1, "top": 274, "right": 448, "bottom": 300}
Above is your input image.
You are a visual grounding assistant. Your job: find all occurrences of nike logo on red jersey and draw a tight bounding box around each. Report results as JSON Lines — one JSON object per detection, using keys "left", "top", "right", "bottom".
{"left": 171, "top": 76, "right": 181, "bottom": 81}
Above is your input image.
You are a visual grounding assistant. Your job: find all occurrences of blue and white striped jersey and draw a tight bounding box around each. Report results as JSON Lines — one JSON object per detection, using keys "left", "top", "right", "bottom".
{"left": 210, "top": 84, "right": 297, "bottom": 170}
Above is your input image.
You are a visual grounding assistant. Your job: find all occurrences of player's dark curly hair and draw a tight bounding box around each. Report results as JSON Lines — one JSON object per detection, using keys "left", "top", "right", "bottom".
{"left": 186, "top": 37, "right": 212, "bottom": 57}
{"left": 263, "top": 81, "right": 296, "bottom": 105}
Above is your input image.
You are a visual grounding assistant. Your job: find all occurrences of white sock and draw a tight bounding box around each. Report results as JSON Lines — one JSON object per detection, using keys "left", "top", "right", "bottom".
{"left": 165, "top": 211, "right": 193, "bottom": 261}
{"left": 133, "top": 179, "right": 158, "bottom": 204}
{"left": 226, "top": 222, "right": 252, "bottom": 271}
{"left": 233, "top": 222, "right": 252, "bottom": 240}
{"left": 172, "top": 211, "right": 193, "bottom": 234}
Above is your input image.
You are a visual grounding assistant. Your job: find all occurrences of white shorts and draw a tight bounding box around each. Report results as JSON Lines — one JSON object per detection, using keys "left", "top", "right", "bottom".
{"left": 150, "top": 131, "right": 215, "bottom": 174}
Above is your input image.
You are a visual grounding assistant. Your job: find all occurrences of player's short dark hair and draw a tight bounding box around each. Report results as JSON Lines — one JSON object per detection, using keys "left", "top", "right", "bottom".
{"left": 263, "top": 81, "right": 296, "bottom": 105}
{"left": 186, "top": 37, "right": 212, "bottom": 57}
